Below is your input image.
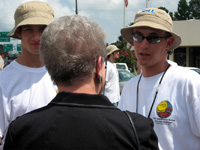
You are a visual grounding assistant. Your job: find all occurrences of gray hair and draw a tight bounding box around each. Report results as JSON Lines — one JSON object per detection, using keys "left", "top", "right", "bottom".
{"left": 40, "top": 15, "right": 107, "bottom": 85}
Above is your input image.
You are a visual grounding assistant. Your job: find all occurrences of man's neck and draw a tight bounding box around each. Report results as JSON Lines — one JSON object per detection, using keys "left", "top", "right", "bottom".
{"left": 108, "top": 57, "right": 114, "bottom": 63}
{"left": 16, "top": 52, "right": 44, "bottom": 68}
{"left": 142, "top": 62, "right": 170, "bottom": 77}
{"left": 58, "top": 77, "right": 100, "bottom": 95}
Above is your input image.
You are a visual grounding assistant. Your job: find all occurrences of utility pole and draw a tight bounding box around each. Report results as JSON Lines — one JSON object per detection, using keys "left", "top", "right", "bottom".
{"left": 146, "top": 0, "right": 149, "bottom": 8}
{"left": 123, "top": 1, "right": 125, "bottom": 27}
{"left": 75, "top": 0, "right": 78, "bottom": 14}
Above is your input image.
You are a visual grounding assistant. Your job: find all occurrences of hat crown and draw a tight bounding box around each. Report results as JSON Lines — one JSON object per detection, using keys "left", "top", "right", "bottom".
{"left": 134, "top": 8, "right": 172, "bottom": 32}
{"left": 14, "top": 1, "right": 54, "bottom": 26}
{"left": 8, "top": 1, "right": 54, "bottom": 39}
{"left": 106, "top": 45, "right": 119, "bottom": 56}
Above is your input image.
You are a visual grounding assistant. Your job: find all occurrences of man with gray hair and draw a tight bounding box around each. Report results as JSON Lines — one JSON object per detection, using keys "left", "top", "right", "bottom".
{"left": 119, "top": 7, "right": 200, "bottom": 150}
{"left": 4, "top": 15, "right": 159, "bottom": 150}
{"left": 0, "top": 1, "right": 57, "bottom": 147}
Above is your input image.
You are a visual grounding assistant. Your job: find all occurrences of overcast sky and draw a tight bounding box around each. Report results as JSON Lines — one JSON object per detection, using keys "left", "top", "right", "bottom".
{"left": 0, "top": 0, "right": 190, "bottom": 47}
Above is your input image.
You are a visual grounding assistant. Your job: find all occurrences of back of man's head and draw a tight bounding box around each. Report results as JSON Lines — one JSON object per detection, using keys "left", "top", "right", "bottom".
{"left": 40, "top": 15, "right": 107, "bottom": 85}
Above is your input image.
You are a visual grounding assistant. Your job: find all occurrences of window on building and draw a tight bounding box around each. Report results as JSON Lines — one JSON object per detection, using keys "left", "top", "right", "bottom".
{"left": 174, "top": 48, "right": 186, "bottom": 66}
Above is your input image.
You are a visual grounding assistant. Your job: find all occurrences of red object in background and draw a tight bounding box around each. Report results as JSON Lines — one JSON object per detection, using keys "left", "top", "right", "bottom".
{"left": 124, "top": 0, "right": 128, "bottom": 7}
{"left": 1, "top": 55, "right": 5, "bottom": 58}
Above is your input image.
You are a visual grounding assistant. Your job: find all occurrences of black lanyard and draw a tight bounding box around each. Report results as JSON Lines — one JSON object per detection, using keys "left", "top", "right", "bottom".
{"left": 136, "top": 64, "right": 170, "bottom": 118}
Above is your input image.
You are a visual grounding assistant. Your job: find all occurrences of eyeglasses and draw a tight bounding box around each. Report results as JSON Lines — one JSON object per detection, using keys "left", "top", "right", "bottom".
{"left": 132, "top": 33, "right": 170, "bottom": 44}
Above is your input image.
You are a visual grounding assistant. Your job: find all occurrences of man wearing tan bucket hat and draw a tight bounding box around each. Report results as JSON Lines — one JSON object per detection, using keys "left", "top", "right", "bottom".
{"left": 0, "top": 1, "right": 57, "bottom": 147}
{"left": 118, "top": 8, "right": 200, "bottom": 150}
{"left": 103, "top": 45, "right": 120, "bottom": 106}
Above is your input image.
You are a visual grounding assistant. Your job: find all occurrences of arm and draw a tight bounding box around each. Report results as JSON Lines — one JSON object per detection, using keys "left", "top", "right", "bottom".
{"left": 3, "top": 128, "right": 14, "bottom": 150}
{"left": 128, "top": 111, "right": 159, "bottom": 150}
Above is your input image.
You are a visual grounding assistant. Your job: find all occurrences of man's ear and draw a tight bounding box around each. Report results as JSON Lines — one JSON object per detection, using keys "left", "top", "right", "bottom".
{"left": 166, "top": 36, "right": 174, "bottom": 50}
{"left": 96, "top": 56, "right": 102, "bottom": 79}
{"left": 15, "top": 28, "right": 22, "bottom": 39}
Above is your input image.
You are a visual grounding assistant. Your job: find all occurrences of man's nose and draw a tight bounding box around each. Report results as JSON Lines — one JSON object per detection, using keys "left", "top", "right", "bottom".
{"left": 140, "top": 38, "right": 150, "bottom": 49}
{"left": 32, "top": 32, "right": 42, "bottom": 41}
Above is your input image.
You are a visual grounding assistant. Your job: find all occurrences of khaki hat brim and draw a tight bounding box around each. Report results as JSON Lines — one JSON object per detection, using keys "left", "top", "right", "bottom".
{"left": 8, "top": 17, "right": 54, "bottom": 39}
{"left": 121, "top": 21, "right": 181, "bottom": 50}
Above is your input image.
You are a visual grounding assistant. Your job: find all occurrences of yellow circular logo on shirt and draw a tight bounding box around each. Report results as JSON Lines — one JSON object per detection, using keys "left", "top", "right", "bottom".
{"left": 156, "top": 100, "right": 173, "bottom": 118}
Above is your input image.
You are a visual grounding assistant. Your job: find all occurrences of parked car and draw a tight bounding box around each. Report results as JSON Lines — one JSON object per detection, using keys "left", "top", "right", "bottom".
{"left": 184, "top": 67, "right": 200, "bottom": 74}
{"left": 116, "top": 63, "right": 131, "bottom": 72}
{"left": 118, "top": 69, "right": 135, "bottom": 93}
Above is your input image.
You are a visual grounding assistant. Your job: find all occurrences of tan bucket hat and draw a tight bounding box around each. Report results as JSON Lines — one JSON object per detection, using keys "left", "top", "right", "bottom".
{"left": 106, "top": 45, "right": 119, "bottom": 56}
{"left": 121, "top": 8, "right": 181, "bottom": 50}
{"left": 8, "top": 1, "right": 54, "bottom": 39}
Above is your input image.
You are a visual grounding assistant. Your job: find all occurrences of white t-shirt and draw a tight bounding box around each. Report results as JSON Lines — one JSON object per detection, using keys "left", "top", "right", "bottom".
{"left": 119, "top": 65, "right": 200, "bottom": 150}
{"left": 167, "top": 59, "right": 178, "bottom": 66}
{"left": 103, "top": 61, "right": 120, "bottom": 103}
{"left": 0, "top": 60, "right": 57, "bottom": 143}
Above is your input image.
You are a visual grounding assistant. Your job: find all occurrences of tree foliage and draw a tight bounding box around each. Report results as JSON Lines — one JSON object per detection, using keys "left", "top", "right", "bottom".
{"left": 158, "top": 7, "right": 169, "bottom": 13}
{"left": 174, "top": 0, "right": 191, "bottom": 20}
{"left": 116, "top": 42, "right": 136, "bottom": 72}
{"left": 111, "top": 22, "right": 137, "bottom": 72}
{"left": 112, "top": 31, "right": 136, "bottom": 72}
{"left": 158, "top": 0, "right": 200, "bottom": 20}
{"left": 189, "top": 0, "right": 200, "bottom": 19}
{"left": 158, "top": 7, "right": 175, "bottom": 21}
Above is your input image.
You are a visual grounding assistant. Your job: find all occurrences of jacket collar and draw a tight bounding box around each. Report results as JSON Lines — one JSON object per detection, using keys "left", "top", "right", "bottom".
{"left": 49, "top": 92, "right": 116, "bottom": 108}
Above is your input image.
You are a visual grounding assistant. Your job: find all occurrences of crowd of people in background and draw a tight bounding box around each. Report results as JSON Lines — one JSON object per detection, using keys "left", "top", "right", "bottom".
{"left": 0, "top": 1, "right": 199, "bottom": 150}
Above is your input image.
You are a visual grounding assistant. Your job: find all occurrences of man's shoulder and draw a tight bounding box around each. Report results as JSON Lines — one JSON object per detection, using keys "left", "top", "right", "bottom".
{"left": 120, "top": 75, "right": 138, "bottom": 96}
{"left": 124, "top": 111, "right": 159, "bottom": 149}
{"left": 125, "top": 75, "right": 139, "bottom": 86}
{"left": 126, "top": 111, "right": 153, "bottom": 125}
{"left": 169, "top": 66, "right": 200, "bottom": 79}
{"left": 9, "top": 105, "right": 50, "bottom": 129}
{"left": 107, "top": 61, "right": 115, "bottom": 68}
{"left": 0, "top": 63, "right": 16, "bottom": 82}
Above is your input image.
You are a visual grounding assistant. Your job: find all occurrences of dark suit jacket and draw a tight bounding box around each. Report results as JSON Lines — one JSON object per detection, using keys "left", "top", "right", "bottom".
{"left": 4, "top": 92, "right": 158, "bottom": 150}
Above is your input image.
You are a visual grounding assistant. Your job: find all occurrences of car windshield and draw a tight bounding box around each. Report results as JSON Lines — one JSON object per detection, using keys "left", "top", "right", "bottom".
{"left": 116, "top": 64, "right": 126, "bottom": 70}
{"left": 118, "top": 70, "right": 135, "bottom": 82}
{"left": 191, "top": 69, "right": 200, "bottom": 74}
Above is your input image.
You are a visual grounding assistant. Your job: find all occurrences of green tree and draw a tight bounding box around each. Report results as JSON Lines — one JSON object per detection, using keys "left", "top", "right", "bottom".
{"left": 112, "top": 26, "right": 137, "bottom": 73}
{"left": 169, "top": 12, "right": 174, "bottom": 20}
{"left": 116, "top": 43, "right": 136, "bottom": 73}
{"left": 174, "top": 0, "right": 191, "bottom": 20}
{"left": 189, "top": 0, "right": 200, "bottom": 19}
{"left": 158, "top": 7, "right": 169, "bottom": 13}
{"left": 158, "top": 7, "right": 174, "bottom": 20}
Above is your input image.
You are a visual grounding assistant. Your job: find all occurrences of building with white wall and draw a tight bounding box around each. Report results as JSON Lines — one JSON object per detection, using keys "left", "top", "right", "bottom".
{"left": 170, "top": 19, "right": 200, "bottom": 67}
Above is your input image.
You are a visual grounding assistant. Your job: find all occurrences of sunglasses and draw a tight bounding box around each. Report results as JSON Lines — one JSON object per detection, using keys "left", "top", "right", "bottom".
{"left": 132, "top": 33, "right": 170, "bottom": 44}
